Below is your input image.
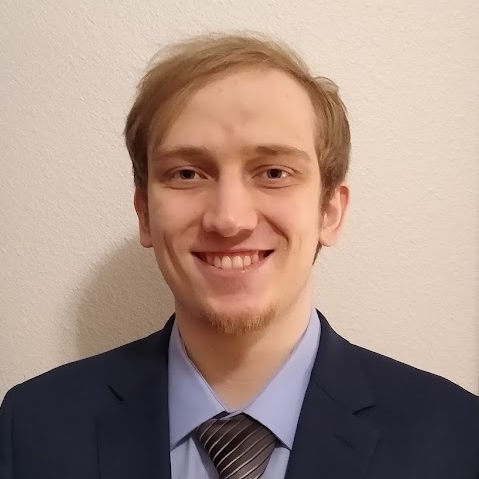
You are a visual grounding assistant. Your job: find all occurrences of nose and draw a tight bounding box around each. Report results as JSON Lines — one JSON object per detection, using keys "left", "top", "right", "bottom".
{"left": 202, "top": 177, "right": 258, "bottom": 237}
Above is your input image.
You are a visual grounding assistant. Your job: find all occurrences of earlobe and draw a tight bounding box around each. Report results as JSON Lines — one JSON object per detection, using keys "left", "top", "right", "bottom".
{"left": 318, "top": 184, "right": 350, "bottom": 248}
{"left": 134, "top": 188, "right": 153, "bottom": 248}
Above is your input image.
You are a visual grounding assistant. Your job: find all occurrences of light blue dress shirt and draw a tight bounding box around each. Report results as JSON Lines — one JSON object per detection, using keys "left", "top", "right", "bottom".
{"left": 168, "top": 309, "right": 321, "bottom": 479}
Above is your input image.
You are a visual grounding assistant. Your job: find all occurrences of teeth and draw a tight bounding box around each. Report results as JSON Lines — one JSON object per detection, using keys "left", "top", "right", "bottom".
{"left": 204, "top": 252, "right": 268, "bottom": 270}
{"left": 232, "top": 256, "right": 243, "bottom": 269}
{"left": 221, "top": 256, "right": 232, "bottom": 269}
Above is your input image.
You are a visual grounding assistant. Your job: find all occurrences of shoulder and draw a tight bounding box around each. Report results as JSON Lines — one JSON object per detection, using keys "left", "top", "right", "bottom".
{"left": 351, "top": 342, "right": 479, "bottom": 436}
{"left": 318, "top": 311, "right": 478, "bottom": 414}
{"left": 354, "top": 342, "right": 478, "bottom": 404}
{"left": 2, "top": 329, "right": 164, "bottom": 413}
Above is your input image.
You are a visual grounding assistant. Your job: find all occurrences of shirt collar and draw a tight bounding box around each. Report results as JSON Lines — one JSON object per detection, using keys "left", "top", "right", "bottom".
{"left": 243, "top": 310, "right": 320, "bottom": 448}
{"left": 168, "top": 309, "right": 321, "bottom": 450}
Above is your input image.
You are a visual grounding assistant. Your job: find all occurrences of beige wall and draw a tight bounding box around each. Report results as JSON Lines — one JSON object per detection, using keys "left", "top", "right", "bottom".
{"left": 1, "top": 0, "right": 478, "bottom": 400}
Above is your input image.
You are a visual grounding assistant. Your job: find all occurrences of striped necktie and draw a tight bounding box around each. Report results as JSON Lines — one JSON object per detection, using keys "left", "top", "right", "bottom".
{"left": 196, "top": 413, "right": 277, "bottom": 479}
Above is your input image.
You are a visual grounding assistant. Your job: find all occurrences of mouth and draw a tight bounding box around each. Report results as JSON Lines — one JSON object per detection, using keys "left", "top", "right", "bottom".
{"left": 192, "top": 250, "right": 274, "bottom": 271}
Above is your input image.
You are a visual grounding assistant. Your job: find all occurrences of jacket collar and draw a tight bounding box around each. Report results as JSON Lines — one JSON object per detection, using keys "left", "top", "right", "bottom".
{"left": 284, "top": 310, "right": 379, "bottom": 479}
{"left": 312, "top": 309, "right": 375, "bottom": 413}
{"left": 96, "top": 316, "right": 174, "bottom": 479}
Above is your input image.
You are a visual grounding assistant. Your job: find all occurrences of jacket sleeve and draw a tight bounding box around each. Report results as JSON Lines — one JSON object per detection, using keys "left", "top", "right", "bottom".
{"left": 0, "top": 387, "right": 17, "bottom": 479}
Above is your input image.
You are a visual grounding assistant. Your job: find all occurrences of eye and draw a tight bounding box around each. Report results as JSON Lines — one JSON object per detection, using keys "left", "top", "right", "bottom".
{"left": 171, "top": 169, "right": 201, "bottom": 180}
{"left": 261, "top": 168, "right": 290, "bottom": 180}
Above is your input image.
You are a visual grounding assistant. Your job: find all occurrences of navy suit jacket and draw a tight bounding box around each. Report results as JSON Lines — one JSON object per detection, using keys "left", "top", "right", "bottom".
{"left": 1, "top": 311, "right": 479, "bottom": 478}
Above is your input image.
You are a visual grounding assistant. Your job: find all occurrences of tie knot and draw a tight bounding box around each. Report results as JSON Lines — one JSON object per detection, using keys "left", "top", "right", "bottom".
{"left": 196, "top": 413, "right": 277, "bottom": 479}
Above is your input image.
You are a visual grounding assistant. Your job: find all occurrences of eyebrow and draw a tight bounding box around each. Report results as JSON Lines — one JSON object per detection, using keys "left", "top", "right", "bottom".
{"left": 249, "top": 144, "right": 311, "bottom": 162}
{"left": 152, "top": 144, "right": 312, "bottom": 163}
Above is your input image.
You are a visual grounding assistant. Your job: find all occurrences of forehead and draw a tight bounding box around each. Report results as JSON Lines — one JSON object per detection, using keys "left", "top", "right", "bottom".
{"left": 159, "top": 68, "right": 317, "bottom": 152}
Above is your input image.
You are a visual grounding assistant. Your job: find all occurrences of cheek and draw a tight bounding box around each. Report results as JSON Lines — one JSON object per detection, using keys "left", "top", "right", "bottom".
{"left": 148, "top": 193, "right": 201, "bottom": 243}
{"left": 147, "top": 195, "right": 175, "bottom": 238}
{"left": 266, "top": 194, "right": 320, "bottom": 260}
{"left": 272, "top": 193, "right": 319, "bottom": 232}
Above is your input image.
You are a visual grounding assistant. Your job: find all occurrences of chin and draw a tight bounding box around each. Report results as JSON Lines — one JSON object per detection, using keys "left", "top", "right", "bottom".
{"left": 197, "top": 299, "right": 278, "bottom": 336}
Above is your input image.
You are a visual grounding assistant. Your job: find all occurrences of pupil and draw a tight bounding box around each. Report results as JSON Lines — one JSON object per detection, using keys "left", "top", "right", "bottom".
{"left": 181, "top": 170, "right": 195, "bottom": 179}
{"left": 269, "top": 169, "right": 282, "bottom": 178}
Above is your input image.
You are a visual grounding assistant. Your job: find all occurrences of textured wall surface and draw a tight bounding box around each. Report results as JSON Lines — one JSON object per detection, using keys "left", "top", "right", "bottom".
{"left": 1, "top": 0, "right": 478, "bottom": 400}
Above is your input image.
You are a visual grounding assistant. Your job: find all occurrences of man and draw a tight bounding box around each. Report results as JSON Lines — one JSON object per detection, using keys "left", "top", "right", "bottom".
{"left": 1, "top": 33, "right": 478, "bottom": 479}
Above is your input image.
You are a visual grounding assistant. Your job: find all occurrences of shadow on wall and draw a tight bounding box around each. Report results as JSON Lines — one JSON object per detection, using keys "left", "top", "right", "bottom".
{"left": 74, "top": 237, "right": 174, "bottom": 359}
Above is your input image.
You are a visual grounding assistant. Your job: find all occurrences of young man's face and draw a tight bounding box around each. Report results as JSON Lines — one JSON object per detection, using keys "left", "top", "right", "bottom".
{"left": 135, "top": 68, "right": 347, "bottom": 333}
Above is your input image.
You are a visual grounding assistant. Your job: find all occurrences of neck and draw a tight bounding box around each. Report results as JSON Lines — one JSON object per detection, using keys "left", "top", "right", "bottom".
{"left": 175, "top": 288, "right": 313, "bottom": 410}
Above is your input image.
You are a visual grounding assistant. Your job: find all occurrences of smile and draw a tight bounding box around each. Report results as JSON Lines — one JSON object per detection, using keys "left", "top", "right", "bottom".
{"left": 193, "top": 250, "right": 274, "bottom": 270}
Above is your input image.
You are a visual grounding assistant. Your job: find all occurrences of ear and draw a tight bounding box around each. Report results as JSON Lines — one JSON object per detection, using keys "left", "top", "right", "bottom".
{"left": 134, "top": 188, "right": 153, "bottom": 248}
{"left": 319, "top": 184, "right": 350, "bottom": 247}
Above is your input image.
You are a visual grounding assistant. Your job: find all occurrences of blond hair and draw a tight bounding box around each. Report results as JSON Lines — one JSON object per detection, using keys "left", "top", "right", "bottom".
{"left": 125, "top": 33, "right": 350, "bottom": 203}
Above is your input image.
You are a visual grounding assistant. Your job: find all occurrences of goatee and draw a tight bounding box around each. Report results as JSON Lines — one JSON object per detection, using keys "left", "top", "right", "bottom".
{"left": 201, "top": 305, "right": 277, "bottom": 336}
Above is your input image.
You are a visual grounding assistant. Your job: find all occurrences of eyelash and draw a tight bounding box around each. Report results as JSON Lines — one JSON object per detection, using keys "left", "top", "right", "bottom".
{"left": 169, "top": 168, "right": 291, "bottom": 181}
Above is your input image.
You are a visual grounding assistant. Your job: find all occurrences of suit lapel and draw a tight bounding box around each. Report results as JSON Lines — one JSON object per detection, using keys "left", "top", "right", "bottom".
{"left": 96, "top": 317, "right": 175, "bottom": 479}
{"left": 285, "top": 311, "right": 379, "bottom": 479}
